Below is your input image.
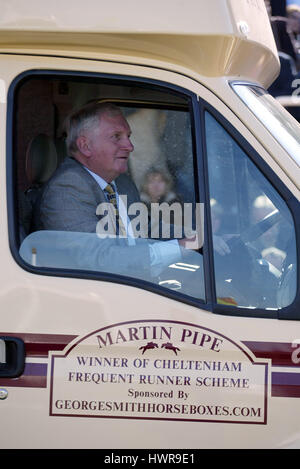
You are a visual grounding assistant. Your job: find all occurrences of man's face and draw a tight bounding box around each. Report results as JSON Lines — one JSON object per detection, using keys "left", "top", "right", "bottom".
{"left": 85, "top": 112, "right": 134, "bottom": 182}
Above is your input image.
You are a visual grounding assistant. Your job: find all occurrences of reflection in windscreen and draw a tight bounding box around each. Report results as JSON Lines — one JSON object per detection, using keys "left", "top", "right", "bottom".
{"left": 232, "top": 83, "right": 300, "bottom": 166}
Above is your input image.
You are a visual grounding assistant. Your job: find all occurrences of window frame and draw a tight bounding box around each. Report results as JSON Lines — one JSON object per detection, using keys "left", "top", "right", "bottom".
{"left": 199, "top": 98, "right": 300, "bottom": 320}
{"left": 7, "top": 68, "right": 211, "bottom": 311}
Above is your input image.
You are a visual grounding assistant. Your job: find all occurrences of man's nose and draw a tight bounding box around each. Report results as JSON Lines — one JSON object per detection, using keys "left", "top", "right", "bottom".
{"left": 123, "top": 136, "right": 134, "bottom": 152}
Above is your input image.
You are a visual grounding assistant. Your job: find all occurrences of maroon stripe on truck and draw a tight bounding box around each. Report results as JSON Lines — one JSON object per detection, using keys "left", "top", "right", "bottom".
{"left": 242, "top": 341, "right": 299, "bottom": 367}
{"left": 0, "top": 332, "right": 77, "bottom": 358}
{"left": 0, "top": 333, "right": 76, "bottom": 388}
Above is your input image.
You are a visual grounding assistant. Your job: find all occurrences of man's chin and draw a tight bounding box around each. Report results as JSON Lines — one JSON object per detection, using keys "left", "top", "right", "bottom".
{"left": 117, "top": 161, "right": 129, "bottom": 174}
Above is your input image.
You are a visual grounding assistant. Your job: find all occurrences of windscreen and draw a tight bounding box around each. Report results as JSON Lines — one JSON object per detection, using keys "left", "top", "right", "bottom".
{"left": 232, "top": 83, "right": 300, "bottom": 166}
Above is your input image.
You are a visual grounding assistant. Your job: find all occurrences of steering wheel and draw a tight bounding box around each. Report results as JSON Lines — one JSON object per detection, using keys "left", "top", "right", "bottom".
{"left": 239, "top": 209, "right": 281, "bottom": 244}
{"left": 214, "top": 210, "right": 282, "bottom": 308}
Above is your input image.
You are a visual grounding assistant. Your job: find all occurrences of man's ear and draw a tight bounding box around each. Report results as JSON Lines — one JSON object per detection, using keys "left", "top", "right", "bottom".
{"left": 76, "top": 135, "right": 92, "bottom": 157}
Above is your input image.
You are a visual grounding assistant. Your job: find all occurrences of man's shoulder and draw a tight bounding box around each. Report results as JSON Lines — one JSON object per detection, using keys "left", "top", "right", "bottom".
{"left": 47, "top": 157, "right": 92, "bottom": 187}
{"left": 40, "top": 157, "right": 104, "bottom": 207}
{"left": 53, "top": 157, "right": 84, "bottom": 177}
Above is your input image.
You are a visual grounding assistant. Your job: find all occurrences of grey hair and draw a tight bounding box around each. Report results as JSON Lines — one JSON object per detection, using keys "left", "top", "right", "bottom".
{"left": 65, "top": 102, "right": 124, "bottom": 155}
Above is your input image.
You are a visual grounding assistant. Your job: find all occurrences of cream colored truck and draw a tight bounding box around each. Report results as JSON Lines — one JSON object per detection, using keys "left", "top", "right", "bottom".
{"left": 0, "top": 0, "right": 300, "bottom": 448}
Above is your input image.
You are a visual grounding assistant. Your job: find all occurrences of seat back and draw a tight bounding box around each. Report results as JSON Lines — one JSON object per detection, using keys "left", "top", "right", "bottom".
{"left": 19, "top": 134, "right": 58, "bottom": 238}
{"left": 25, "top": 133, "right": 58, "bottom": 203}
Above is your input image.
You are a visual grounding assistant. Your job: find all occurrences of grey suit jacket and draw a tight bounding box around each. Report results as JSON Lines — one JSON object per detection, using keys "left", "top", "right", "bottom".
{"left": 35, "top": 157, "right": 141, "bottom": 233}
{"left": 32, "top": 157, "right": 152, "bottom": 276}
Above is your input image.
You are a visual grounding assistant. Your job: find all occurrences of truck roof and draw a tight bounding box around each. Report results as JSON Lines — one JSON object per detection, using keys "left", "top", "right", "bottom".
{"left": 0, "top": 0, "right": 279, "bottom": 87}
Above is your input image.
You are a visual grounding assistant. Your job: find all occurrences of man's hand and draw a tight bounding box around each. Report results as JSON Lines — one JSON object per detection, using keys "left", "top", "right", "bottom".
{"left": 178, "top": 232, "right": 202, "bottom": 250}
{"left": 179, "top": 232, "right": 236, "bottom": 255}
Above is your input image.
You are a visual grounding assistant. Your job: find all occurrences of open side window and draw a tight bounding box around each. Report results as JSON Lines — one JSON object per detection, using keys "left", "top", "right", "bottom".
{"left": 10, "top": 72, "right": 205, "bottom": 304}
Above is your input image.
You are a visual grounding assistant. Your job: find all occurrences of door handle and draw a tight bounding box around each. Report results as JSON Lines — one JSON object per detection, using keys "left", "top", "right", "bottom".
{"left": 0, "top": 336, "right": 25, "bottom": 378}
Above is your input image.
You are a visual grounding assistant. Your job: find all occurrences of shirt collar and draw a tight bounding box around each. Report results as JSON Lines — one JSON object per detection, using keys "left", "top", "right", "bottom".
{"left": 83, "top": 166, "right": 116, "bottom": 191}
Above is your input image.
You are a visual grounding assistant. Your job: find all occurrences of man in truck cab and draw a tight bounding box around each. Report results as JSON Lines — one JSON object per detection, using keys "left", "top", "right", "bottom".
{"left": 30, "top": 101, "right": 206, "bottom": 282}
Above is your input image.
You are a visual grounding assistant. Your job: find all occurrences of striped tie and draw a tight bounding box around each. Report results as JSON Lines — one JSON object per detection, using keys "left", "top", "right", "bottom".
{"left": 104, "top": 183, "right": 126, "bottom": 236}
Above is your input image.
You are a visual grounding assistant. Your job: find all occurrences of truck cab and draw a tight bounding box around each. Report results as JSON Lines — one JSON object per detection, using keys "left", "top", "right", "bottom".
{"left": 0, "top": 0, "right": 300, "bottom": 448}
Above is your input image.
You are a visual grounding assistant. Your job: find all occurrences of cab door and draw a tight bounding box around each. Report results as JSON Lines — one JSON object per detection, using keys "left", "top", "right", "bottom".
{"left": 0, "top": 54, "right": 299, "bottom": 449}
